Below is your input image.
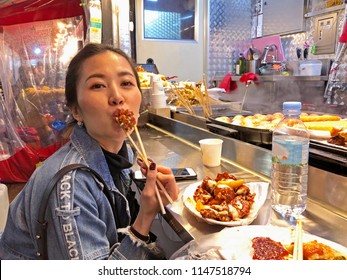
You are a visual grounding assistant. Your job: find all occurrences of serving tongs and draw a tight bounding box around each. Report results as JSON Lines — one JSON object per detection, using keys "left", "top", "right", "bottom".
{"left": 293, "top": 220, "right": 303, "bottom": 260}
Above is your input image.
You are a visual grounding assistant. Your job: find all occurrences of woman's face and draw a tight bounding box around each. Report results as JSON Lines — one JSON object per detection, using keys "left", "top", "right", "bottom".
{"left": 72, "top": 51, "right": 142, "bottom": 152}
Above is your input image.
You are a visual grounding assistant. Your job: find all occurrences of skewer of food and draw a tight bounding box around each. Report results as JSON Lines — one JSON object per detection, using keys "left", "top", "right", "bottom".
{"left": 113, "top": 108, "right": 173, "bottom": 214}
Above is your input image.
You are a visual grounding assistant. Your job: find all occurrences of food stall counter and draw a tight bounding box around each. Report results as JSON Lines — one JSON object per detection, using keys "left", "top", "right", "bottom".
{"left": 135, "top": 117, "right": 347, "bottom": 259}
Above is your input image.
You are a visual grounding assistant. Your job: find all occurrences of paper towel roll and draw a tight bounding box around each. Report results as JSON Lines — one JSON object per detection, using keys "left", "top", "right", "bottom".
{"left": 0, "top": 183, "right": 9, "bottom": 231}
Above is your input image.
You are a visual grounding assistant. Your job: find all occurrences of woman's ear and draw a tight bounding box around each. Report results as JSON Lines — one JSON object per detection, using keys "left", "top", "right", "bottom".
{"left": 70, "top": 106, "right": 82, "bottom": 122}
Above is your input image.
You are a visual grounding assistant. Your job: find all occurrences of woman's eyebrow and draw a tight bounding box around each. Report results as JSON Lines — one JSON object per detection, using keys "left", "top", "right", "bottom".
{"left": 118, "top": 70, "right": 135, "bottom": 78}
{"left": 85, "top": 70, "right": 134, "bottom": 81}
{"left": 85, "top": 73, "right": 105, "bottom": 81}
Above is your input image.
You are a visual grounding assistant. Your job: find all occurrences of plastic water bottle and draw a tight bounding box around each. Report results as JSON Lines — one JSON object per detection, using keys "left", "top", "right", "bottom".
{"left": 271, "top": 101, "right": 310, "bottom": 218}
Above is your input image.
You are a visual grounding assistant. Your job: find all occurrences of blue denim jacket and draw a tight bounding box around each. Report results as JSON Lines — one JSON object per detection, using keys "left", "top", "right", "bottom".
{"left": 0, "top": 126, "right": 163, "bottom": 260}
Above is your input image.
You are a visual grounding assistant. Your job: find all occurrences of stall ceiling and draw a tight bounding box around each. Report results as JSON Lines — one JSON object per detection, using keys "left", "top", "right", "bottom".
{"left": 0, "top": 0, "right": 83, "bottom": 26}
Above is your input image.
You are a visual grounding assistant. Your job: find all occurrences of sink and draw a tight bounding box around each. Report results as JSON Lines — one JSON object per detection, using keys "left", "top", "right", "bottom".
{"left": 259, "top": 61, "right": 286, "bottom": 75}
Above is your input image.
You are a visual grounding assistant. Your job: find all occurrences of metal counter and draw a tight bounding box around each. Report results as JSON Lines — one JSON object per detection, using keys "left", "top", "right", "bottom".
{"left": 136, "top": 115, "right": 347, "bottom": 256}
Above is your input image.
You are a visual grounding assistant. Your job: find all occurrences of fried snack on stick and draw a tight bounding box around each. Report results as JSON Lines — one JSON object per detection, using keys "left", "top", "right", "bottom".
{"left": 114, "top": 109, "right": 136, "bottom": 132}
{"left": 113, "top": 109, "right": 172, "bottom": 213}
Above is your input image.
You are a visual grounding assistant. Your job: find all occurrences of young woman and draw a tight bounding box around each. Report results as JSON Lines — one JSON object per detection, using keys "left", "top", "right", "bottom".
{"left": 0, "top": 43, "right": 179, "bottom": 260}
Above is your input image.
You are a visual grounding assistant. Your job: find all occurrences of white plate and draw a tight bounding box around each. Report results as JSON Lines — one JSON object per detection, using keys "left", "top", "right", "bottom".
{"left": 215, "top": 225, "right": 347, "bottom": 260}
{"left": 182, "top": 181, "right": 269, "bottom": 226}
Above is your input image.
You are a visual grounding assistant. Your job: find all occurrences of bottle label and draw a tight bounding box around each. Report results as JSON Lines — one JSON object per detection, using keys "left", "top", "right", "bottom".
{"left": 272, "top": 137, "right": 309, "bottom": 165}
{"left": 236, "top": 65, "right": 240, "bottom": 75}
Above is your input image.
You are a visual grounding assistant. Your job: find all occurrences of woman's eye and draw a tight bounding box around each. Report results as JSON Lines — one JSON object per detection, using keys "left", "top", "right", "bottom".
{"left": 91, "top": 83, "right": 105, "bottom": 89}
{"left": 121, "top": 81, "right": 135, "bottom": 87}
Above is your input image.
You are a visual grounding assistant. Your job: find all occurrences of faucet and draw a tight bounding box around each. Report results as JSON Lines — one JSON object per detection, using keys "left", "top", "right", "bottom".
{"left": 261, "top": 44, "right": 278, "bottom": 65}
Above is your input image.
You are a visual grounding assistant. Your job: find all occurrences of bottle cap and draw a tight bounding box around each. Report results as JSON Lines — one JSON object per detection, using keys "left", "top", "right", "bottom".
{"left": 283, "top": 101, "right": 301, "bottom": 114}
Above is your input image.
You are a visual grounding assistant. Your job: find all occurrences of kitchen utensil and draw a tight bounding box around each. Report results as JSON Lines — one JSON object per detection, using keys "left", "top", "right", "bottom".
{"left": 293, "top": 220, "right": 303, "bottom": 260}
{"left": 303, "top": 47, "right": 309, "bottom": 60}
{"left": 296, "top": 47, "right": 302, "bottom": 60}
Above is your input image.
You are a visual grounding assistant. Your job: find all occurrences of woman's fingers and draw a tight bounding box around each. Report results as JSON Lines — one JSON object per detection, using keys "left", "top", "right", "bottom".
{"left": 136, "top": 158, "right": 179, "bottom": 202}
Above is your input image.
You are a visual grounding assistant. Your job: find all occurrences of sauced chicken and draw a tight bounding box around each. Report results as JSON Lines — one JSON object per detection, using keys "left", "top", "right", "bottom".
{"left": 286, "top": 240, "right": 346, "bottom": 260}
{"left": 193, "top": 172, "right": 256, "bottom": 222}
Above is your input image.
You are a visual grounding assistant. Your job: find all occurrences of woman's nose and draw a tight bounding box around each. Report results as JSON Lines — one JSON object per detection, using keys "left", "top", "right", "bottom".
{"left": 109, "top": 85, "right": 124, "bottom": 105}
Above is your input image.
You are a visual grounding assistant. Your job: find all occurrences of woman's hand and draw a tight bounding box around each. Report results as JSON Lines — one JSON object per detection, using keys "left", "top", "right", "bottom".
{"left": 132, "top": 158, "right": 179, "bottom": 236}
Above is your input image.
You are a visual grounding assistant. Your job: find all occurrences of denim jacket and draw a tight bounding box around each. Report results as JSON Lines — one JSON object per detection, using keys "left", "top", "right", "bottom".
{"left": 0, "top": 126, "right": 163, "bottom": 260}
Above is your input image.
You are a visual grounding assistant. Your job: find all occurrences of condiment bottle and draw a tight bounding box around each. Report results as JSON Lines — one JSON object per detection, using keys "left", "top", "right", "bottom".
{"left": 235, "top": 53, "right": 246, "bottom": 75}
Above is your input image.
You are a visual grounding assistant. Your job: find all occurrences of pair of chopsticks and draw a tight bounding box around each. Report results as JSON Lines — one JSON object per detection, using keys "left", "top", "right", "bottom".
{"left": 126, "top": 126, "right": 173, "bottom": 214}
{"left": 293, "top": 220, "right": 303, "bottom": 260}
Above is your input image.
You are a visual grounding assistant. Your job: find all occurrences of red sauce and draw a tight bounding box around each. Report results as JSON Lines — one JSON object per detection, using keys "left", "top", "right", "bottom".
{"left": 252, "top": 237, "right": 289, "bottom": 260}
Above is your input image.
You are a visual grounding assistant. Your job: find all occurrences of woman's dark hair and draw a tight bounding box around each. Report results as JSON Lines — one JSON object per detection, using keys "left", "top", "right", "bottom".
{"left": 63, "top": 43, "right": 141, "bottom": 137}
{"left": 65, "top": 43, "right": 141, "bottom": 108}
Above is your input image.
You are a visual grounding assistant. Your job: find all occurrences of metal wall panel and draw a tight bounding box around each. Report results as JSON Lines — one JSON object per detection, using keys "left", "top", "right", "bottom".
{"left": 207, "top": 0, "right": 252, "bottom": 85}
{"left": 208, "top": 0, "right": 347, "bottom": 98}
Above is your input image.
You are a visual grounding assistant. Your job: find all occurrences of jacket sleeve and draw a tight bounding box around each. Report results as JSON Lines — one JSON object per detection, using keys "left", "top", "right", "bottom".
{"left": 109, "top": 227, "right": 165, "bottom": 260}
{"left": 48, "top": 169, "right": 165, "bottom": 260}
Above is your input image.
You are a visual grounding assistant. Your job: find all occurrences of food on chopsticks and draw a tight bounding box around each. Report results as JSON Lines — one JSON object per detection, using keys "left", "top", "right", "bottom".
{"left": 192, "top": 172, "right": 255, "bottom": 222}
{"left": 113, "top": 108, "right": 173, "bottom": 214}
{"left": 113, "top": 109, "right": 136, "bottom": 132}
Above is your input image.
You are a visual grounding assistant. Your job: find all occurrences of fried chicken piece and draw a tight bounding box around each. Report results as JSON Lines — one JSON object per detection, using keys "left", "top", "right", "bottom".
{"left": 113, "top": 109, "right": 136, "bottom": 132}
{"left": 193, "top": 187, "right": 212, "bottom": 205}
{"left": 230, "top": 196, "right": 253, "bottom": 218}
{"left": 213, "top": 184, "right": 236, "bottom": 203}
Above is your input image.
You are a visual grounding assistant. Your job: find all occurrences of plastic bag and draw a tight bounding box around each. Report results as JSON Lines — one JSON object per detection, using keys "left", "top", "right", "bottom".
{"left": 0, "top": 17, "right": 83, "bottom": 183}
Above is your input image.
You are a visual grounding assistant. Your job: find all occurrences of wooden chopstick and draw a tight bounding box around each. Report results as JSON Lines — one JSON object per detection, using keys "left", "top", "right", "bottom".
{"left": 125, "top": 131, "right": 166, "bottom": 214}
{"left": 135, "top": 126, "right": 173, "bottom": 203}
{"left": 293, "top": 220, "right": 303, "bottom": 260}
{"left": 134, "top": 126, "right": 174, "bottom": 204}
{"left": 126, "top": 127, "right": 174, "bottom": 214}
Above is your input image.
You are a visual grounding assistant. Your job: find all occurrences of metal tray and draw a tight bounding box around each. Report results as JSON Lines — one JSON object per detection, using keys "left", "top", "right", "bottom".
{"left": 310, "top": 139, "right": 347, "bottom": 157}
{"left": 207, "top": 113, "right": 273, "bottom": 145}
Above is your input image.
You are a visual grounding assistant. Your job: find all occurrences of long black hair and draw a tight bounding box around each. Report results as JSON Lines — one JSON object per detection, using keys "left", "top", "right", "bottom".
{"left": 63, "top": 43, "right": 141, "bottom": 137}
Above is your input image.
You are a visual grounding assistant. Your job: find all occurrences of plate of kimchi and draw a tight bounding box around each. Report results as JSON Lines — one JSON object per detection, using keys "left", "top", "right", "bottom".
{"left": 182, "top": 172, "right": 269, "bottom": 226}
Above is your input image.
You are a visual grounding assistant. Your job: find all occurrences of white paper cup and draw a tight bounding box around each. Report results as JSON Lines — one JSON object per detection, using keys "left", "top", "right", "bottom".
{"left": 150, "top": 93, "right": 167, "bottom": 108}
{"left": 199, "top": 138, "right": 223, "bottom": 167}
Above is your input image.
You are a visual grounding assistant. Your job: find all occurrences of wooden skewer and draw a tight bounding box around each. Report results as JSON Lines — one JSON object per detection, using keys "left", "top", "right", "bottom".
{"left": 125, "top": 130, "right": 168, "bottom": 214}
{"left": 293, "top": 220, "right": 303, "bottom": 260}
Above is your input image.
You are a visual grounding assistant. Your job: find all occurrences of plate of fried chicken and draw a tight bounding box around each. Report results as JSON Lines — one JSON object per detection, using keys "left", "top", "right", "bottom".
{"left": 182, "top": 172, "right": 269, "bottom": 226}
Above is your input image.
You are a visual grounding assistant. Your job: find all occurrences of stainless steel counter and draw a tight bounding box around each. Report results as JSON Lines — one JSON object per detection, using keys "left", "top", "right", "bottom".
{"left": 214, "top": 75, "right": 329, "bottom": 83}
{"left": 136, "top": 114, "right": 347, "bottom": 256}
